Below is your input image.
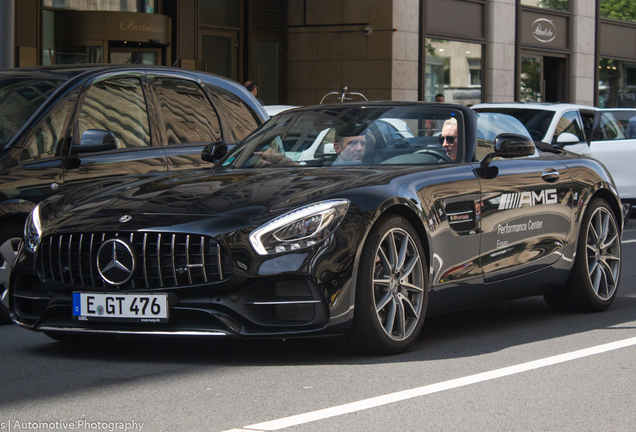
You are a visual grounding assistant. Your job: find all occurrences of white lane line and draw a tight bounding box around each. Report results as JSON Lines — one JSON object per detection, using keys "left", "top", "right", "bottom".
{"left": 622, "top": 239, "right": 636, "bottom": 244}
{"left": 224, "top": 336, "right": 636, "bottom": 432}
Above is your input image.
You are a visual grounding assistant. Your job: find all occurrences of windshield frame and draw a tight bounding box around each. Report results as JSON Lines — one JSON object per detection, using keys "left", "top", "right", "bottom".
{"left": 222, "top": 105, "right": 467, "bottom": 169}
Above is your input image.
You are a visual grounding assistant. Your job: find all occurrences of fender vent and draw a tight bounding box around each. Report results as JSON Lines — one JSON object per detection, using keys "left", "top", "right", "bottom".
{"left": 445, "top": 201, "right": 476, "bottom": 232}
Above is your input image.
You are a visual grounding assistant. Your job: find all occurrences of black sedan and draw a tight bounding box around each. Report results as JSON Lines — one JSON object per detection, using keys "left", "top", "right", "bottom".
{"left": 0, "top": 65, "right": 267, "bottom": 323}
{"left": 8, "top": 102, "right": 623, "bottom": 354}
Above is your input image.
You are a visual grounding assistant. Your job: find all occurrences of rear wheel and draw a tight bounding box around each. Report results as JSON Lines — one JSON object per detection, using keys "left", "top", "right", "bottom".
{"left": 545, "top": 198, "right": 621, "bottom": 311}
{"left": 0, "top": 223, "right": 23, "bottom": 324}
{"left": 344, "top": 215, "right": 427, "bottom": 354}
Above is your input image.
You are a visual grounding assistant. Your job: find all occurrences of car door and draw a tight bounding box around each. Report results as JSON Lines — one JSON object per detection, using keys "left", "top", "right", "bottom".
{"left": 147, "top": 72, "right": 223, "bottom": 170}
{"left": 476, "top": 151, "right": 573, "bottom": 283}
{"left": 589, "top": 110, "right": 636, "bottom": 201}
{"left": 551, "top": 109, "right": 589, "bottom": 154}
{"left": 61, "top": 71, "right": 168, "bottom": 189}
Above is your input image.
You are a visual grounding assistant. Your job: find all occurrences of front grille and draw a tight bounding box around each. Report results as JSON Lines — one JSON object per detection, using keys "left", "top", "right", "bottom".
{"left": 445, "top": 201, "right": 476, "bottom": 232}
{"left": 38, "top": 232, "right": 233, "bottom": 290}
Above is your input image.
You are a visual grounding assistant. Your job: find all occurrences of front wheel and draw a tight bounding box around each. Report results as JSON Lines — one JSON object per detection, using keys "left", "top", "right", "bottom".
{"left": 344, "top": 215, "right": 427, "bottom": 354}
{"left": 545, "top": 198, "right": 621, "bottom": 312}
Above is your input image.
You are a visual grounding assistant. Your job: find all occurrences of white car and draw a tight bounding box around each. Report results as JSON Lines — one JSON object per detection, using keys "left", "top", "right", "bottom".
{"left": 473, "top": 103, "right": 636, "bottom": 218}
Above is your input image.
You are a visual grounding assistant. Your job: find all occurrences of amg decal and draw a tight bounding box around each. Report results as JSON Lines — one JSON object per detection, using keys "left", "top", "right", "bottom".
{"left": 498, "top": 189, "right": 557, "bottom": 210}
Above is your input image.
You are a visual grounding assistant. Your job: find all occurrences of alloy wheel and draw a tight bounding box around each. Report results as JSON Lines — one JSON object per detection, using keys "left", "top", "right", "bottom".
{"left": 585, "top": 206, "right": 621, "bottom": 301}
{"left": 372, "top": 228, "right": 424, "bottom": 341}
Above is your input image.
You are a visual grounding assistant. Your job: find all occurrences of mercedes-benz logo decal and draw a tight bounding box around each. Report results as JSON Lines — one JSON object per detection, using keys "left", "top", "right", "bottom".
{"left": 119, "top": 215, "right": 132, "bottom": 223}
{"left": 96, "top": 238, "right": 136, "bottom": 285}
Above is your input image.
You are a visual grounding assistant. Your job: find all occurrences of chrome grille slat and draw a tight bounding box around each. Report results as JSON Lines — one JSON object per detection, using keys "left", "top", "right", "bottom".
{"left": 171, "top": 234, "right": 178, "bottom": 287}
{"left": 186, "top": 235, "right": 192, "bottom": 285}
{"left": 143, "top": 233, "right": 149, "bottom": 288}
{"left": 48, "top": 237, "right": 54, "bottom": 280}
{"left": 217, "top": 243, "right": 223, "bottom": 281}
{"left": 89, "top": 234, "right": 95, "bottom": 285}
{"left": 78, "top": 234, "right": 84, "bottom": 285}
{"left": 201, "top": 237, "right": 208, "bottom": 284}
{"left": 58, "top": 236, "right": 63, "bottom": 283}
{"left": 157, "top": 233, "right": 163, "bottom": 288}
{"left": 68, "top": 234, "right": 74, "bottom": 285}
{"left": 38, "top": 231, "right": 230, "bottom": 290}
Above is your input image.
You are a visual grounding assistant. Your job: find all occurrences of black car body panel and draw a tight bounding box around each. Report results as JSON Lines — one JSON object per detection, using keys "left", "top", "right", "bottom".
{"left": 8, "top": 102, "right": 623, "bottom": 353}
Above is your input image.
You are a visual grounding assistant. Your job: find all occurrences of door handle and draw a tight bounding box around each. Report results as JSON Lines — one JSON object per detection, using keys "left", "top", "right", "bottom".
{"left": 542, "top": 168, "right": 560, "bottom": 182}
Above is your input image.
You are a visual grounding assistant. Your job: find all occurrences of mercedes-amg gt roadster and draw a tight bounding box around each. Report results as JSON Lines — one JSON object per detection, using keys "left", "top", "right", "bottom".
{"left": 8, "top": 102, "right": 623, "bottom": 354}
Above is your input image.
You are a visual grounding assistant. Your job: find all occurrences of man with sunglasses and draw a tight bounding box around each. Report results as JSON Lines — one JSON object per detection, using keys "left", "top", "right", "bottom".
{"left": 439, "top": 117, "right": 458, "bottom": 161}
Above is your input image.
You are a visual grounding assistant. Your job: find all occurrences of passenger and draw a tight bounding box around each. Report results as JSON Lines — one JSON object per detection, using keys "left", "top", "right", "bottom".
{"left": 334, "top": 133, "right": 366, "bottom": 163}
{"left": 435, "top": 93, "right": 445, "bottom": 103}
{"left": 439, "top": 117, "right": 458, "bottom": 161}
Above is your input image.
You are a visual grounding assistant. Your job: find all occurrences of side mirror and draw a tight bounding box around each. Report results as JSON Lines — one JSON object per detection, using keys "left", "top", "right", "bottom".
{"left": 480, "top": 133, "right": 535, "bottom": 168}
{"left": 201, "top": 142, "right": 228, "bottom": 163}
{"left": 72, "top": 129, "right": 118, "bottom": 153}
{"left": 556, "top": 132, "right": 581, "bottom": 146}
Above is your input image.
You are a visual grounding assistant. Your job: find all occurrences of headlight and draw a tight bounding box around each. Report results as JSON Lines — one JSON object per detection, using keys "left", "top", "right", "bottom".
{"left": 24, "top": 205, "right": 42, "bottom": 253}
{"left": 249, "top": 199, "right": 350, "bottom": 255}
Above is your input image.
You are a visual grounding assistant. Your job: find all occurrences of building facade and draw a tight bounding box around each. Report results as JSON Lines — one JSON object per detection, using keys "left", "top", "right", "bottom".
{"left": 3, "top": 0, "right": 636, "bottom": 108}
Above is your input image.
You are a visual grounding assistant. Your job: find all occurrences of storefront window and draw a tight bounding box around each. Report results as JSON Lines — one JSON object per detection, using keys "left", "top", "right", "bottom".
{"left": 42, "top": 10, "right": 55, "bottom": 65}
{"left": 520, "top": 0, "right": 568, "bottom": 11}
{"left": 43, "top": 0, "right": 155, "bottom": 13}
{"left": 55, "top": 45, "right": 103, "bottom": 64}
{"left": 199, "top": 0, "right": 239, "bottom": 28}
{"left": 599, "top": 58, "right": 636, "bottom": 108}
{"left": 600, "top": 0, "right": 636, "bottom": 23}
{"left": 425, "top": 39, "right": 482, "bottom": 106}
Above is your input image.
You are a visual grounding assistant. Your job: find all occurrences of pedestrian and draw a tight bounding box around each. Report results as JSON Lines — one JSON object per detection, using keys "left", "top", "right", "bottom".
{"left": 245, "top": 81, "right": 264, "bottom": 105}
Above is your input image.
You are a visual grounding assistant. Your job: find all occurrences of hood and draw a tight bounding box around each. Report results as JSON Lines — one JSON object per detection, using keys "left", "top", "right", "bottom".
{"left": 39, "top": 167, "right": 413, "bottom": 234}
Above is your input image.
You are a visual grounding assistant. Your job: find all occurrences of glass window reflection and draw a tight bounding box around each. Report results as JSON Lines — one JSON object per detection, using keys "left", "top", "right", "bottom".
{"left": 425, "top": 39, "right": 483, "bottom": 106}
{"left": 43, "top": 0, "right": 155, "bottom": 13}
{"left": 520, "top": 0, "right": 569, "bottom": 11}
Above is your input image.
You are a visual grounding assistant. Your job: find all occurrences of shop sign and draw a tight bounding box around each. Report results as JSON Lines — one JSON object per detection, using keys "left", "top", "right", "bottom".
{"left": 532, "top": 18, "right": 557, "bottom": 43}
{"left": 120, "top": 19, "right": 164, "bottom": 34}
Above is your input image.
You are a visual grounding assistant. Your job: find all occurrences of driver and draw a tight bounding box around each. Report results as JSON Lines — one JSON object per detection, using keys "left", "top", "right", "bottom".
{"left": 439, "top": 117, "right": 458, "bottom": 161}
{"left": 334, "top": 134, "right": 366, "bottom": 163}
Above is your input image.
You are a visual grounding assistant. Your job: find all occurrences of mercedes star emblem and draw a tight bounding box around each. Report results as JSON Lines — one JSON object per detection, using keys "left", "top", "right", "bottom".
{"left": 96, "top": 238, "right": 136, "bottom": 285}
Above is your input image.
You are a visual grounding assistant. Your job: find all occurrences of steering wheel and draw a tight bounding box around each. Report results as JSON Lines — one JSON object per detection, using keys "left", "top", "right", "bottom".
{"left": 415, "top": 148, "right": 453, "bottom": 163}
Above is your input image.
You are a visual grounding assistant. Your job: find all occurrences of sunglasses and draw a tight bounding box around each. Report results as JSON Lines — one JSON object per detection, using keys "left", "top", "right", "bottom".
{"left": 438, "top": 135, "right": 456, "bottom": 145}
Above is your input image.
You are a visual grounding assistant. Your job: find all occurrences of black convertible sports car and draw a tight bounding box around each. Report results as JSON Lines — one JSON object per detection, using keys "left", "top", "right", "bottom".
{"left": 8, "top": 102, "right": 623, "bottom": 354}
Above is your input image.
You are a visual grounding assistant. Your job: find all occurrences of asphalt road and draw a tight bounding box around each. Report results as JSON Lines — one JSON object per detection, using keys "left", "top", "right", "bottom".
{"left": 2, "top": 220, "right": 636, "bottom": 432}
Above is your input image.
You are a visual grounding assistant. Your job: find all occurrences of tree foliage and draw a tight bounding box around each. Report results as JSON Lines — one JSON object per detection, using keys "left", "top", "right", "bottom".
{"left": 600, "top": 0, "right": 636, "bottom": 22}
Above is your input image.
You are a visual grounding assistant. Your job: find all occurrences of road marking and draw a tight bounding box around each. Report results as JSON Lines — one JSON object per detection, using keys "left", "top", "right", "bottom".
{"left": 622, "top": 239, "right": 636, "bottom": 244}
{"left": 223, "top": 336, "right": 636, "bottom": 432}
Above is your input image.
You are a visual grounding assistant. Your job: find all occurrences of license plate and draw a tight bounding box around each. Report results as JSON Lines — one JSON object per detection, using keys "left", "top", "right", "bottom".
{"left": 72, "top": 293, "right": 169, "bottom": 322}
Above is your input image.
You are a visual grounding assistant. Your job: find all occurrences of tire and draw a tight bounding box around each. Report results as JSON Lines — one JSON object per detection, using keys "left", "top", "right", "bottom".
{"left": 545, "top": 198, "right": 621, "bottom": 312}
{"left": 344, "top": 215, "right": 428, "bottom": 354}
{"left": 0, "top": 223, "right": 23, "bottom": 325}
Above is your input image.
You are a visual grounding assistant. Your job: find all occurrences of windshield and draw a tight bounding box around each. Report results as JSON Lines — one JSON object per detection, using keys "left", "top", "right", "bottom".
{"left": 0, "top": 76, "right": 68, "bottom": 148}
{"left": 223, "top": 105, "right": 465, "bottom": 168}
{"left": 474, "top": 108, "right": 554, "bottom": 141}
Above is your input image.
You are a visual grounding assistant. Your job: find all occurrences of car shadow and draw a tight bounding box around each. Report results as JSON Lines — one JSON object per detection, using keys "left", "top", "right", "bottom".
{"left": 3, "top": 291, "right": 636, "bottom": 407}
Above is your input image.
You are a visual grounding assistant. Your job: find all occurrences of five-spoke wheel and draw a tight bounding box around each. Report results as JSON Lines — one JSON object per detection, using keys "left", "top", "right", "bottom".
{"left": 584, "top": 204, "right": 621, "bottom": 302}
{"left": 345, "top": 215, "right": 427, "bottom": 354}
